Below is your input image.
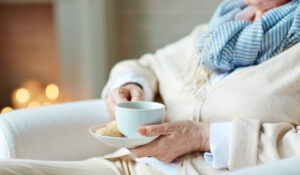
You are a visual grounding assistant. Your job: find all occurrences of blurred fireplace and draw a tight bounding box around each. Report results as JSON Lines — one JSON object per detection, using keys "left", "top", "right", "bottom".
{"left": 0, "top": 3, "right": 61, "bottom": 110}
{"left": 0, "top": 1, "right": 118, "bottom": 113}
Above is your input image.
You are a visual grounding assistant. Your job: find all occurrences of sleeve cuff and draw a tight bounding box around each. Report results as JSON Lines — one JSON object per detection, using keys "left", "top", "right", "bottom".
{"left": 106, "top": 72, "right": 153, "bottom": 101}
{"left": 204, "top": 122, "right": 232, "bottom": 169}
{"left": 228, "top": 118, "right": 260, "bottom": 170}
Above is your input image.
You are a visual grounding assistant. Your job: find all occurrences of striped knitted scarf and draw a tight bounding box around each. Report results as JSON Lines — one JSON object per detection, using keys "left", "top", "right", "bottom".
{"left": 198, "top": 0, "right": 300, "bottom": 72}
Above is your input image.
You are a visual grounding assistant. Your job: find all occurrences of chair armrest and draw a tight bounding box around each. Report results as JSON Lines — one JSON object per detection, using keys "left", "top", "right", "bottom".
{"left": 0, "top": 99, "right": 117, "bottom": 160}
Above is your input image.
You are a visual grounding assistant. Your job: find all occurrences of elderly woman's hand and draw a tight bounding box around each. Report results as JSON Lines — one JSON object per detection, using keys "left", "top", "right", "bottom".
{"left": 106, "top": 83, "right": 144, "bottom": 120}
{"left": 129, "top": 120, "right": 210, "bottom": 163}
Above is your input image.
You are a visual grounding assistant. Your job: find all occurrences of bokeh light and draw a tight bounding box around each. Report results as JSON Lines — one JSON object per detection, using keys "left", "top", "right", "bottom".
{"left": 1, "top": 106, "right": 13, "bottom": 114}
{"left": 27, "top": 101, "right": 40, "bottom": 108}
{"left": 15, "top": 88, "right": 30, "bottom": 103}
{"left": 45, "top": 84, "right": 59, "bottom": 100}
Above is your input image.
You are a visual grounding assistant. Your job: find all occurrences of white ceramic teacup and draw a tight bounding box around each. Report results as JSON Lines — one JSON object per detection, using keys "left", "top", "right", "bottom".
{"left": 115, "top": 101, "right": 165, "bottom": 138}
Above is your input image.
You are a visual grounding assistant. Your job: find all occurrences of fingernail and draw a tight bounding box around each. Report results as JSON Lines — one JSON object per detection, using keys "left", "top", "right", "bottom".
{"left": 138, "top": 127, "right": 147, "bottom": 136}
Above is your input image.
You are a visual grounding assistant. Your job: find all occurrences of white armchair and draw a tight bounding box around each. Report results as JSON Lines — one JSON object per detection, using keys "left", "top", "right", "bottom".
{"left": 0, "top": 99, "right": 117, "bottom": 161}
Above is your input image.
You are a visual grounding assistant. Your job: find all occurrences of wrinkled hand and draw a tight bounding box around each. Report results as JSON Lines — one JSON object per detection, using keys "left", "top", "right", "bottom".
{"left": 129, "top": 120, "right": 210, "bottom": 163}
{"left": 106, "top": 83, "right": 145, "bottom": 120}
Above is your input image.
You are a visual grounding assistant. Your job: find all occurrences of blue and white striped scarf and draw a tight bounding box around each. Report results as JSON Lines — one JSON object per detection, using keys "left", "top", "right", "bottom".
{"left": 198, "top": 0, "right": 300, "bottom": 72}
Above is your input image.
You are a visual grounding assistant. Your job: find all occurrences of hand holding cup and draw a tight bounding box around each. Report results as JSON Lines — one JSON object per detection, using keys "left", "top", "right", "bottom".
{"left": 106, "top": 83, "right": 145, "bottom": 120}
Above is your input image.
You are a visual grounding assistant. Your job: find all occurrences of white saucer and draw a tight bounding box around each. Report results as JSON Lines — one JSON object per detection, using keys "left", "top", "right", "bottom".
{"left": 89, "top": 124, "right": 158, "bottom": 148}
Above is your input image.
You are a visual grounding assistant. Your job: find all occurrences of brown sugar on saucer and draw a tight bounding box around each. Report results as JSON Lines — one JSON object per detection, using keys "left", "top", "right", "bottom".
{"left": 96, "top": 121, "right": 123, "bottom": 137}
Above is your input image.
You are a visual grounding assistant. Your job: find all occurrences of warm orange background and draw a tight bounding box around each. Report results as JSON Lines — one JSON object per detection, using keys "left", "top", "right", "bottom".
{"left": 0, "top": 3, "right": 60, "bottom": 108}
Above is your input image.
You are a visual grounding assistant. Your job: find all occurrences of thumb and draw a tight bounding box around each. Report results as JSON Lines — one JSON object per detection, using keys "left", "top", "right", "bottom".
{"left": 138, "top": 123, "right": 172, "bottom": 137}
{"left": 115, "top": 88, "right": 130, "bottom": 103}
